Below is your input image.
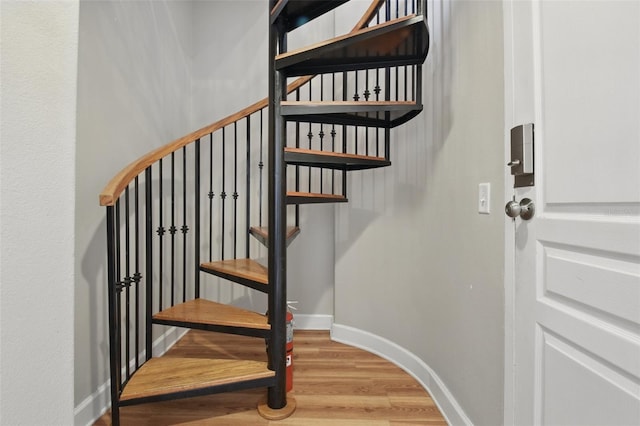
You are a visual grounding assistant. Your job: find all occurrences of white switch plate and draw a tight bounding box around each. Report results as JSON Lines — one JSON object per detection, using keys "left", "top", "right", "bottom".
{"left": 478, "top": 183, "right": 490, "bottom": 214}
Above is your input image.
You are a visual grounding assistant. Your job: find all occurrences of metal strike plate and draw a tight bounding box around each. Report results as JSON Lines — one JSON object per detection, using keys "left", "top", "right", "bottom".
{"left": 509, "top": 123, "right": 534, "bottom": 187}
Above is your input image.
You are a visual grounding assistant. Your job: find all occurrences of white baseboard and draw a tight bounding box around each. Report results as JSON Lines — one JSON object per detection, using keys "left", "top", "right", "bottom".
{"left": 331, "top": 323, "right": 472, "bottom": 426}
{"left": 293, "top": 314, "right": 333, "bottom": 330}
{"left": 73, "top": 327, "right": 188, "bottom": 426}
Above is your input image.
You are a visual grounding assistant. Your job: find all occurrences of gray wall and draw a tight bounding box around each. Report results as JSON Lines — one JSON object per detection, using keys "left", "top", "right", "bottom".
{"left": 1, "top": 2, "right": 78, "bottom": 423}
{"left": 334, "top": 1, "right": 506, "bottom": 424}
{"left": 74, "top": 1, "right": 193, "bottom": 420}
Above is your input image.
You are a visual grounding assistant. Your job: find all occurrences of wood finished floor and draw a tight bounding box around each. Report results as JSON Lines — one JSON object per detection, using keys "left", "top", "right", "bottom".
{"left": 94, "top": 330, "right": 447, "bottom": 425}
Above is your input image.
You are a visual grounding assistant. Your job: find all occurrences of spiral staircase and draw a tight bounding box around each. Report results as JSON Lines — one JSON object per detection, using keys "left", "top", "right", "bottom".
{"left": 99, "top": 0, "right": 429, "bottom": 424}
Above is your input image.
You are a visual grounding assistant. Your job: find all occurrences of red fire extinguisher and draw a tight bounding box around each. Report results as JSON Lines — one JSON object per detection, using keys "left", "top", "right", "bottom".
{"left": 285, "top": 305, "right": 294, "bottom": 392}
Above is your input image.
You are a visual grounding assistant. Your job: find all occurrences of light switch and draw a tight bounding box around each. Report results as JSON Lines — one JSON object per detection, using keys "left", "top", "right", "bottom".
{"left": 478, "top": 183, "right": 490, "bottom": 214}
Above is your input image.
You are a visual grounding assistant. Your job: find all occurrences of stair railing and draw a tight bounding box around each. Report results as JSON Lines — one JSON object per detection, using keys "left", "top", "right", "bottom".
{"left": 99, "top": 0, "right": 420, "bottom": 421}
{"left": 284, "top": 0, "right": 424, "bottom": 202}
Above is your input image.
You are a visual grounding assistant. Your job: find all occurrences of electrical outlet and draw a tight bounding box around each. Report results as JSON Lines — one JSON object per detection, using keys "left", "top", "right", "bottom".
{"left": 478, "top": 183, "right": 490, "bottom": 214}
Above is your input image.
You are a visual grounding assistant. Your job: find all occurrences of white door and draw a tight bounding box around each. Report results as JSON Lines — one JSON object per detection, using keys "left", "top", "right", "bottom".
{"left": 504, "top": 1, "right": 640, "bottom": 425}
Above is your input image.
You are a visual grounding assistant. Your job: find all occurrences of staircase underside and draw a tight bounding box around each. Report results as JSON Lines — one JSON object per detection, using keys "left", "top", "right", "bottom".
{"left": 119, "top": 356, "right": 275, "bottom": 406}
{"left": 282, "top": 100, "right": 422, "bottom": 128}
{"left": 200, "top": 258, "right": 269, "bottom": 293}
{"left": 153, "top": 298, "right": 270, "bottom": 338}
{"left": 272, "top": 0, "right": 351, "bottom": 32}
{"left": 276, "top": 14, "right": 429, "bottom": 76}
{"left": 285, "top": 147, "right": 391, "bottom": 170}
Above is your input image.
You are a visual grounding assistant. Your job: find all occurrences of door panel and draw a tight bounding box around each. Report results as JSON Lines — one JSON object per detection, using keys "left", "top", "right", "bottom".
{"left": 539, "top": 1, "right": 640, "bottom": 205}
{"left": 540, "top": 330, "right": 640, "bottom": 426}
{"left": 544, "top": 245, "right": 640, "bottom": 326}
{"left": 506, "top": 1, "right": 640, "bottom": 424}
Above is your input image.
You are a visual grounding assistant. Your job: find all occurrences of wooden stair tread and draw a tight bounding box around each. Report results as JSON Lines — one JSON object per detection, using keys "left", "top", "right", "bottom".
{"left": 120, "top": 356, "right": 274, "bottom": 403}
{"left": 249, "top": 226, "right": 301, "bottom": 247}
{"left": 286, "top": 191, "right": 348, "bottom": 204}
{"left": 276, "top": 14, "right": 429, "bottom": 76}
{"left": 153, "top": 298, "right": 270, "bottom": 331}
{"left": 200, "top": 258, "right": 268, "bottom": 292}
{"left": 285, "top": 147, "right": 391, "bottom": 170}
{"left": 281, "top": 100, "right": 422, "bottom": 128}
{"left": 271, "top": 0, "right": 351, "bottom": 32}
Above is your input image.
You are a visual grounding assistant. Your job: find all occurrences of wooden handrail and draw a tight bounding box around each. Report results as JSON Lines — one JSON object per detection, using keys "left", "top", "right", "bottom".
{"left": 99, "top": 0, "right": 386, "bottom": 207}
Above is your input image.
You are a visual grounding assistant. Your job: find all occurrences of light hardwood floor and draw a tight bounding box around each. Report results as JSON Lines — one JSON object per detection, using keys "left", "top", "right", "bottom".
{"left": 95, "top": 330, "right": 447, "bottom": 425}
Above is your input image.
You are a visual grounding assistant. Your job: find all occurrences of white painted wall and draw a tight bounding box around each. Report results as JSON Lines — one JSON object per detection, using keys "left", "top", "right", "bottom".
{"left": 74, "top": 1, "right": 193, "bottom": 422}
{"left": 0, "top": 2, "right": 79, "bottom": 424}
{"left": 334, "top": 1, "right": 505, "bottom": 424}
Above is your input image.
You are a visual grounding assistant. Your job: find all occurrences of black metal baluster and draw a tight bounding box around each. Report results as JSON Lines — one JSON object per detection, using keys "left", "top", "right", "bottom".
{"left": 124, "top": 187, "right": 131, "bottom": 380}
{"left": 307, "top": 123, "right": 313, "bottom": 192}
{"left": 208, "top": 133, "right": 214, "bottom": 261}
{"left": 114, "top": 199, "right": 122, "bottom": 387}
{"left": 404, "top": 67, "right": 408, "bottom": 102}
{"left": 354, "top": 71, "right": 359, "bottom": 156}
{"left": 365, "top": 70, "right": 370, "bottom": 156}
{"left": 364, "top": 71, "right": 371, "bottom": 102}
{"left": 105, "top": 205, "right": 120, "bottom": 425}
{"left": 416, "top": 0, "right": 424, "bottom": 108}
{"left": 404, "top": 0, "right": 409, "bottom": 103}
{"left": 395, "top": 65, "right": 399, "bottom": 102}
{"left": 246, "top": 117, "right": 251, "bottom": 259}
{"left": 375, "top": 67, "right": 381, "bottom": 157}
{"left": 308, "top": 81, "right": 313, "bottom": 193}
{"left": 170, "top": 152, "right": 176, "bottom": 306}
{"left": 395, "top": 0, "right": 399, "bottom": 102}
{"left": 259, "top": 111, "right": 264, "bottom": 228}
{"left": 194, "top": 139, "right": 201, "bottom": 299}
{"left": 294, "top": 130, "right": 300, "bottom": 228}
{"left": 415, "top": 69, "right": 422, "bottom": 109}
{"left": 330, "top": 127, "right": 336, "bottom": 193}
{"left": 353, "top": 71, "right": 360, "bottom": 102}
{"left": 331, "top": 73, "right": 336, "bottom": 194}
{"left": 319, "top": 76, "right": 325, "bottom": 193}
{"left": 144, "top": 167, "right": 153, "bottom": 360}
{"left": 384, "top": 1, "right": 392, "bottom": 161}
{"left": 157, "top": 159, "right": 164, "bottom": 312}
{"left": 295, "top": 89, "right": 300, "bottom": 197}
{"left": 412, "top": 64, "right": 416, "bottom": 102}
{"left": 182, "top": 146, "right": 189, "bottom": 303}
{"left": 233, "top": 122, "right": 239, "bottom": 259}
{"left": 134, "top": 176, "right": 140, "bottom": 369}
{"left": 342, "top": 71, "right": 348, "bottom": 197}
{"left": 319, "top": 126, "right": 325, "bottom": 193}
{"left": 114, "top": 199, "right": 126, "bottom": 387}
{"left": 221, "top": 127, "right": 226, "bottom": 260}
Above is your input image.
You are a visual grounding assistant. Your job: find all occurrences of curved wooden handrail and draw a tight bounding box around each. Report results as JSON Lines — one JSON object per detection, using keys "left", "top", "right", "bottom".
{"left": 99, "top": 0, "right": 386, "bottom": 207}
